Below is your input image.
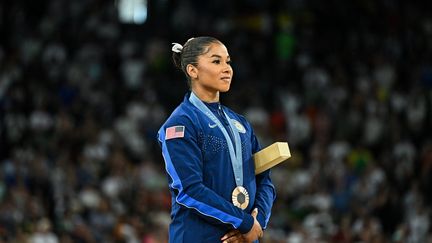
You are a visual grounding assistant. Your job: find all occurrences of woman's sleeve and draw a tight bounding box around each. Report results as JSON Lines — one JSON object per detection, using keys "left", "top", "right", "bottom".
{"left": 251, "top": 131, "right": 277, "bottom": 230}
{"left": 157, "top": 115, "right": 254, "bottom": 234}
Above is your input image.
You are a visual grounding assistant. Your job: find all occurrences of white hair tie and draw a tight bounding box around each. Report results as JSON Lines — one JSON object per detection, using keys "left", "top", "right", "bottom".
{"left": 171, "top": 43, "right": 183, "bottom": 53}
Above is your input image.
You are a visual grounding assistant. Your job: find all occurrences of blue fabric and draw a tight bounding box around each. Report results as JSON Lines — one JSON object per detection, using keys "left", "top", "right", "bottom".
{"left": 157, "top": 93, "right": 276, "bottom": 242}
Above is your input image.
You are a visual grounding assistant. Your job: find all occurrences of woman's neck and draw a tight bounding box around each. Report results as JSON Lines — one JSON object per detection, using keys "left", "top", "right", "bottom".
{"left": 192, "top": 88, "right": 219, "bottom": 103}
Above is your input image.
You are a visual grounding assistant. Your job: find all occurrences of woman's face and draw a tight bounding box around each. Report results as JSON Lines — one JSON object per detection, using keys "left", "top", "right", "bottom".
{"left": 191, "top": 42, "right": 233, "bottom": 94}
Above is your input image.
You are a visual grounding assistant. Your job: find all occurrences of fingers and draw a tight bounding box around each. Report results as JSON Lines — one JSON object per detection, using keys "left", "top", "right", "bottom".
{"left": 237, "top": 209, "right": 262, "bottom": 243}
{"left": 222, "top": 238, "right": 243, "bottom": 243}
{"left": 221, "top": 237, "right": 244, "bottom": 243}
{"left": 221, "top": 230, "right": 242, "bottom": 242}
{"left": 221, "top": 234, "right": 244, "bottom": 243}
{"left": 251, "top": 208, "right": 258, "bottom": 218}
{"left": 257, "top": 226, "right": 263, "bottom": 239}
{"left": 252, "top": 208, "right": 263, "bottom": 239}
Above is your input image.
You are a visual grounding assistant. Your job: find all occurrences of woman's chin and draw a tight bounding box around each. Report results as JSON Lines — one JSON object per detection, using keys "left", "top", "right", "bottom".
{"left": 219, "top": 87, "right": 231, "bottom": 93}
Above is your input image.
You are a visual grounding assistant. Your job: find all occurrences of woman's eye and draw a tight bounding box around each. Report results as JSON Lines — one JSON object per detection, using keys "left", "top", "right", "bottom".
{"left": 227, "top": 60, "right": 232, "bottom": 65}
{"left": 213, "top": 60, "right": 220, "bottom": 64}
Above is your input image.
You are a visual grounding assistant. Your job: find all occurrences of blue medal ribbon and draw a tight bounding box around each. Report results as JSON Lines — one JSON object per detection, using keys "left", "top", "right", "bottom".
{"left": 189, "top": 92, "right": 243, "bottom": 187}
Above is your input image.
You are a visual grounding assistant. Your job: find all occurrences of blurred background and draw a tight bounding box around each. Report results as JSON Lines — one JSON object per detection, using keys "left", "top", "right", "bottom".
{"left": 1, "top": 0, "right": 432, "bottom": 242}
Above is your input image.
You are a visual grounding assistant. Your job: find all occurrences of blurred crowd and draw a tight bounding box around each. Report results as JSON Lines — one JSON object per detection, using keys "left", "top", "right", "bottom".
{"left": 1, "top": 0, "right": 432, "bottom": 242}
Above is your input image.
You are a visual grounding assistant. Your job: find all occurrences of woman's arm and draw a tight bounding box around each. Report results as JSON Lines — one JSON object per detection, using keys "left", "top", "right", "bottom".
{"left": 158, "top": 115, "right": 255, "bottom": 234}
{"left": 250, "top": 131, "right": 277, "bottom": 229}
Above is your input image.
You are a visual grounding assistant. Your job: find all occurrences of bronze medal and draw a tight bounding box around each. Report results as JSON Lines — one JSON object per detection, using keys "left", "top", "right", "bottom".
{"left": 231, "top": 186, "right": 249, "bottom": 210}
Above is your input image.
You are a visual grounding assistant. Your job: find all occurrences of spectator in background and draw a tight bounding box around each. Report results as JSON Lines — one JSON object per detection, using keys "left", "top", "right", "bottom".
{"left": 0, "top": 0, "right": 431, "bottom": 242}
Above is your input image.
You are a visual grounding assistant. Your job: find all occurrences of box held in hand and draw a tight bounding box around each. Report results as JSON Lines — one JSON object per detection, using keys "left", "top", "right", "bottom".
{"left": 254, "top": 142, "right": 291, "bottom": 174}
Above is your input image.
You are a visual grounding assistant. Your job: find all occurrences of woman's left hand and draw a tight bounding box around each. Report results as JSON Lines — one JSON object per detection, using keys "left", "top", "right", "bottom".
{"left": 221, "top": 229, "right": 246, "bottom": 243}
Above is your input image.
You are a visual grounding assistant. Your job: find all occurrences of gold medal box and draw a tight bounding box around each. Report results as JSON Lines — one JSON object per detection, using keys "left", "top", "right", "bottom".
{"left": 253, "top": 142, "right": 291, "bottom": 174}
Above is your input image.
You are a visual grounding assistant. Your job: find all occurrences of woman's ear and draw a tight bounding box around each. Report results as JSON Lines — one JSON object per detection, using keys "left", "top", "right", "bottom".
{"left": 186, "top": 64, "right": 198, "bottom": 79}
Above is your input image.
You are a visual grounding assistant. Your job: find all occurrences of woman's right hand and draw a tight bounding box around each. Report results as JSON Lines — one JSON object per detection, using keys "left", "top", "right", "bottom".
{"left": 242, "top": 208, "right": 263, "bottom": 243}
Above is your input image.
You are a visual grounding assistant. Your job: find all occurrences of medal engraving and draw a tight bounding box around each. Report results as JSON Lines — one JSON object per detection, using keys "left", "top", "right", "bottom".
{"left": 237, "top": 193, "right": 245, "bottom": 204}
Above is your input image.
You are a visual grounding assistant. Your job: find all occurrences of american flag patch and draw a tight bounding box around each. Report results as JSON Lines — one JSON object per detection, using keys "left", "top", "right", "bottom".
{"left": 165, "top": 126, "right": 185, "bottom": 140}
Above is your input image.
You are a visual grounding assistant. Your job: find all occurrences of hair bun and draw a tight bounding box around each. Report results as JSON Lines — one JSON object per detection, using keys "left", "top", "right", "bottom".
{"left": 171, "top": 43, "right": 183, "bottom": 53}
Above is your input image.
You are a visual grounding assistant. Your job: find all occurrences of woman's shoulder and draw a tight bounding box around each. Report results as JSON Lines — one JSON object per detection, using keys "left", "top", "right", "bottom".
{"left": 162, "top": 101, "right": 200, "bottom": 127}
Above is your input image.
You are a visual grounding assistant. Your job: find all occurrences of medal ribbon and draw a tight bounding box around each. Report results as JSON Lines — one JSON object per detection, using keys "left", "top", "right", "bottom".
{"left": 189, "top": 92, "right": 243, "bottom": 187}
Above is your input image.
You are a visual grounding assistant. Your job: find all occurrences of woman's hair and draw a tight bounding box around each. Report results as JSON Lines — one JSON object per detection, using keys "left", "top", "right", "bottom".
{"left": 172, "top": 36, "right": 221, "bottom": 86}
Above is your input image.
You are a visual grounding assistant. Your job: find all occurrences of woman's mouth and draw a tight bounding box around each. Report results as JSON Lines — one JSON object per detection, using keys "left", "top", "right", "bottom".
{"left": 221, "top": 77, "right": 231, "bottom": 82}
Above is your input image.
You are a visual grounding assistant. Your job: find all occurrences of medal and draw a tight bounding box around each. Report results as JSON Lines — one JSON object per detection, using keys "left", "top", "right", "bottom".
{"left": 190, "top": 92, "right": 249, "bottom": 210}
{"left": 232, "top": 186, "right": 249, "bottom": 210}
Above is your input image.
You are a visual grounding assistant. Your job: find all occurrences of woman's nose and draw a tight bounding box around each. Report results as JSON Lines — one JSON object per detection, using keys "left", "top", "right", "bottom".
{"left": 223, "top": 64, "right": 232, "bottom": 73}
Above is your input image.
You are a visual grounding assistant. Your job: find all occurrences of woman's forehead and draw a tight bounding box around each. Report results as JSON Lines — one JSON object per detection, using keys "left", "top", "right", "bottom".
{"left": 202, "top": 42, "right": 230, "bottom": 57}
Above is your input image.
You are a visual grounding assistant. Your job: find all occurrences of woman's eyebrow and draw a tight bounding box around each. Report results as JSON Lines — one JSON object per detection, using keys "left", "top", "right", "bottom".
{"left": 209, "top": 54, "right": 230, "bottom": 59}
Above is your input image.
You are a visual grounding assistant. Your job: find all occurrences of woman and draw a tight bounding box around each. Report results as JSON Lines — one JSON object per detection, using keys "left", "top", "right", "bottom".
{"left": 157, "top": 36, "right": 276, "bottom": 243}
